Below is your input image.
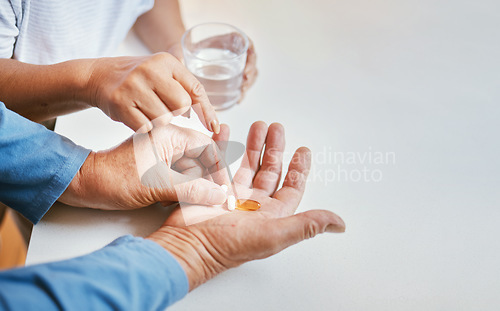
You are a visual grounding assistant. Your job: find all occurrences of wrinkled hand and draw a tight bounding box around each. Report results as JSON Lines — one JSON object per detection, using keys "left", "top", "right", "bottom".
{"left": 148, "top": 122, "right": 345, "bottom": 290}
{"left": 86, "top": 53, "right": 220, "bottom": 133}
{"left": 59, "top": 124, "right": 229, "bottom": 210}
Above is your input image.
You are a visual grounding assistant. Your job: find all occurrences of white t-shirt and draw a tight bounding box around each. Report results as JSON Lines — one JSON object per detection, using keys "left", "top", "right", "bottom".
{"left": 0, "top": 0, "right": 154, "bottom": 64}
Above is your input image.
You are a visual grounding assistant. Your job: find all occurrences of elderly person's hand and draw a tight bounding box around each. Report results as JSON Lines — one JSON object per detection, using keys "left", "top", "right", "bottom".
{"left": 147, "top": 122, "right": 345, "bottom": 290}
{"left": 59, "top": 122, "right": 229, "bottom": 210}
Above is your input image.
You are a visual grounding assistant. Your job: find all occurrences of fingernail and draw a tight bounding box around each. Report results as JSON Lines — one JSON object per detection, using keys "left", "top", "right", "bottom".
{"left": 182, "top": 108, "right": 191, "bottom": 118}
{"left": 208, "top": 187, "right": 226, "bottom": 205}
{"left": 326, "top": 223, "right": 346, "bottom": 233}
{"left": 210, "top": 119, "right": 220, "bottom": 134}
{"left": 327, "top": 215, "right": 346, "bottom": 233}
{"left": 326, "top": 214, "right": 346, "bottom": 233}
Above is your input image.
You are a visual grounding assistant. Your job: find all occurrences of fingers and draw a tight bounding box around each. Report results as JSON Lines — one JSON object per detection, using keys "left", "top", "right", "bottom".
{"left": 211, "top": 123, "right": 232, "bottom": 180}
{"left": 240, "top": 210, "right": 345, "bottom": 262}
{"left": 239, "top": 69, "right": 258, "bottom": 103}
{"left": 151, "top": 113, "right": 173, "bottom": 129}
{"left": 208, "top": 124, "right": 235, "bottom": 196}
{"left": 170, "top": 126, "right": 231, "bottom": 187}
{"left": 124, "top": 88, "right": 174, "bottom": 131}
{"left": 252, "top": 123, "right": 285, "bottom": 195}
{"left": 141, "top": 53, "right": 219, "bottom": 133}
{"left": 233, "top": 121, "right": 268, "bottom": 187}
{"left": 238, "top": 38, "right": 259, "bottom": 103}
{"left": 94, "top": 54, "right": 219, "bottom": 133}
{"left": 124, "top": 108, "right": 153, "bottom": 132}
{"left": 212, "top": 123, "right": 230, "bottom": 145}
{"left": 171, "top": 61, "right": 219, "bottom": 134}
{"left": 191, "top": 103, "right": 220, "bottom": 134}
{"left": 239, "top": 38, "right": 258, "bottom": 104}
{"left": 172, "top": 157, "right": 205, "bottom": 179}
{"left": 272, "top": 210, "right": 346, "bottom": 243}
{"left": 212, "top": 124, "right": 232, "bottom": 162}
{"left": 197, "top": 141, "right": 232, "bottom": 186}
{"left": 153, "top": 78, "right": 192, "bottom": 117}
{"left": 170, "top": 172, "right": 227, "bottom": 205}
{"left": 272, "top": 147, "right": 312, "bottom": 214}
{"left": 142, "top": 125, "right": 231, "bottom": 205}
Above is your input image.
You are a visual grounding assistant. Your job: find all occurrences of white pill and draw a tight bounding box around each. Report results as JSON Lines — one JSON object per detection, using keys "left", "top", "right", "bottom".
{"left": 221, "top": 184, "right": 228, "bottom": 193}
{"left": 227, "top": 195, "right": 236, "bottom": 211}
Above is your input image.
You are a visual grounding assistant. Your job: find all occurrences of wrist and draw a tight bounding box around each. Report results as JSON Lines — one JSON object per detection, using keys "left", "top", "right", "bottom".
{"left": 76, "top": 58, "right": 101, "bottom": 108}
{"left": 59, "top": 151, "right": 97, "bottom": 207}
{"left": 147, "top": 227, "right": 225, "bottom": 291}
{"left": 50, "top": 59, "right": 97, "bottom": 108}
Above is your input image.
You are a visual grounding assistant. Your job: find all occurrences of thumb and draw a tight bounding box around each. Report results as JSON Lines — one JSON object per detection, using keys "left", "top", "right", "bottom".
{"left": 265, "top": 210, "right": 345, "bottom": 254}
{"left": 172, "top": 177, "right": 227, "bottom": 206}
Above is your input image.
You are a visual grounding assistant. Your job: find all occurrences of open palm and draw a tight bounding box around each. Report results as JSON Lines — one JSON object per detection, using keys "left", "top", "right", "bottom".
{"left": 148, "top": 122, "right": 345, "bottom": 290}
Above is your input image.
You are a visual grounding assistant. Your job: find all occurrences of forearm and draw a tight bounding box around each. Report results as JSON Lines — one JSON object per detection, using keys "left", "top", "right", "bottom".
{"left": 0, "top": 235, "right": 188, "bottom": 310}
{"left": 0, "top": 58, "right": 94, "bottom": 122}
{"left": 0, "top": 102, "right": 90, "bottom": 224}
{"left": 133, "top": 0, "right": 186, "bottom": 54}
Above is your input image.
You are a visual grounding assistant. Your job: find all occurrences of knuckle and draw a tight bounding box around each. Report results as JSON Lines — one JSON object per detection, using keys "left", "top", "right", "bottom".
{"left": 285, "top": 169, "right": 305, "bottom": 187}
{"left": 109, "top": 90, "right": 124, "bottom": 106}
{"left": 134, "top": 62, "right": 149, "bottom": 75}
{"left": 151, "top": 52, "right": 171, "bottom": 62}
{"left": 185, "top": 182, "right": 202, "bottom": 200}
{"left": 151, "top": 52, "right": 177, "bottom": 69}
{"left": 262, "top": 162, "right": 282, "bottom": 175}
{"left": 171, "top": 95, "right": 192, "bottom": 116}
{"left": 181, "top": 90, "right": 192, "bottom": 105}
{"left": 191, "top": 81, "right": 205, "bottom": 97}
{"left": 266, "top": 166, "right": 282, "bottom": 176}
{"left": 125, "top": 71, "right": 143, "bottom": 86}
{"left": 304, "top": 220, "right": 320, "bottom": 239}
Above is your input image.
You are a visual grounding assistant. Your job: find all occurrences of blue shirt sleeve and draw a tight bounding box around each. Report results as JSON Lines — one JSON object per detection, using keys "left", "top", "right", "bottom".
{"left": 0, "top": 235, "right": 189, "bottom": 310}
{"left": 0, "top": 102, "right": 91, "bottom": 224}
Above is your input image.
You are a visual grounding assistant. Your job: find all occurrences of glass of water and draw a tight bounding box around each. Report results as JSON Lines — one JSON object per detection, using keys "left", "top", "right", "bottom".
{"left": 182, "top": 23, "right": 249, "bottom": 110}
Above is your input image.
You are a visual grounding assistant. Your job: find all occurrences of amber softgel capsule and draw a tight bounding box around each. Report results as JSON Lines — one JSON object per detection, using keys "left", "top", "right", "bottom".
{"left": 235, "top": 199, "right": 261, "bottom": 211}
{"left": 221, "top": 184, "right": 261, "bottom": 212}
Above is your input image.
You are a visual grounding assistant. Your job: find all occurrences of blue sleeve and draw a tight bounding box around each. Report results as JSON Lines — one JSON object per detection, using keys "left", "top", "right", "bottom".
{"left": 0, "top": 235, "right": 189, "bottom": 310}
{"left": 0, "top": 102, "right": 91, "bottom": 224}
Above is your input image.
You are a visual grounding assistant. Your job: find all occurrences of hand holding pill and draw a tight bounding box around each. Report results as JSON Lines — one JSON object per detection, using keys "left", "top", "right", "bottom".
{"left": 61, "top": 122, "right": 230, "bottom": 210}
{"left": 147, "top": 122, "right": 346, "bottom": 290}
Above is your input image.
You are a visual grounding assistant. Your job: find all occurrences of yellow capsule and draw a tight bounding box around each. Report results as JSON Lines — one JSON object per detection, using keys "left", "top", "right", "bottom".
{"left": 235, "top": 199, "right": 261, "bottom": 211}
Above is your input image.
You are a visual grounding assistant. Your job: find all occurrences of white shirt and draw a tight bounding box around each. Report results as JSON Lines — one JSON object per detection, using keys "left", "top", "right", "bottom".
{"left": 0, "top": 0, "right": 154, "bottom": 64}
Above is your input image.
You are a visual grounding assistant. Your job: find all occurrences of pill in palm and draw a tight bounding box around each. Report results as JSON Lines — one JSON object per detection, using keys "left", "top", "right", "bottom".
{"left": 235, "top": 199, "right": 261, "bottom": 211}
{"left": 227, "top": 195, "right": 236, "bottom": 211}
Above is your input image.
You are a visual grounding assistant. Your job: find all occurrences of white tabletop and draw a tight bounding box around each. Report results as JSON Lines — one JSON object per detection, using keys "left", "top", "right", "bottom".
{"left": 27, "top": 0, "right": 500, "bottom": 310}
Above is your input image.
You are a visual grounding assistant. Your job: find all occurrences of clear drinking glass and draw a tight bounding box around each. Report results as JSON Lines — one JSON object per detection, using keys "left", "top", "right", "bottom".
{"left": 182, "top": 23, "right": 249, "bottom": 110}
